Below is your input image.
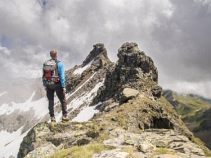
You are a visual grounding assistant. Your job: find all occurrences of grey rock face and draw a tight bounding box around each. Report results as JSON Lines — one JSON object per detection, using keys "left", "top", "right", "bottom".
{"left": 65, "top": 43, "right": 113, "bottom": 93}
{"left": 151, "top": 85, "right": 163, "bottom": 99}
{"left": 118, "top": 42, "right": 158, "bottom": 82}
{"left": 117, "top": 42, "right": 157, "bottom": 80}
{"left": 82, "top": 43, "right": 110, "bottom": 68}
{"left": 93, "top": 42, "right": 162, "bottom": 109}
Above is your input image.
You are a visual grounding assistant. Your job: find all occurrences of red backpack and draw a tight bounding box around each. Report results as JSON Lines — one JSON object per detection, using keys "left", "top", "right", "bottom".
{"left": 42, "top": 59, "right": 59, "bottom": 87}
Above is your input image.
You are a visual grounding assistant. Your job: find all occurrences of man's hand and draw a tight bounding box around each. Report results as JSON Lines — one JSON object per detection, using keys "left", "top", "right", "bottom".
{"left": 62, "top": 87, "right": 66, "bottom": 94}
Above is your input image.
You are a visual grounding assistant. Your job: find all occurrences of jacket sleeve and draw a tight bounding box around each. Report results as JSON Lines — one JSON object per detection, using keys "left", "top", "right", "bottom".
{"left": 42, "top": 64, "right": 46, "bottom": 87}
{"left": 57, "top": 62, "right": 65, "bottom": 88}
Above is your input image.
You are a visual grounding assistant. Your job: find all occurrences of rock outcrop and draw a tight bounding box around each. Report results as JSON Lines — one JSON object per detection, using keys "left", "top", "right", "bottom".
{"left": 93, "top": 42, "right": 162, "bottom": 110}
{"left": 65, "top": 43, "right": 113, "bottom": 93}
{"left": 18, "top": 42, "right": 211, "bottom": 158}
{"left": 82, "top": 43, "right": 110, "bottom": 68}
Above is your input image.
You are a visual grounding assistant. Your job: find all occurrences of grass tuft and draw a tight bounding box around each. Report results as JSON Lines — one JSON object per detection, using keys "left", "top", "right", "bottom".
{"left": 48, "top": 143, "right": 106, "bottom": 158}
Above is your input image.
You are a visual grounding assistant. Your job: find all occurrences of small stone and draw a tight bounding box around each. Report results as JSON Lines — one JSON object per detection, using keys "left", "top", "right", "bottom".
{"left": 86, "top": 131, "right": 99, "bottom": 138}
{"left": 138, "top": 142, "right": 156, "bottom": 153}
{"left": 151, "top": 85, "right": 162, "bottom": 99}
{"left": 77, "top": 138, "right": 91, "bottom": 146}
{"left": 154, "top": 140, "right": 168, "bottom": 148}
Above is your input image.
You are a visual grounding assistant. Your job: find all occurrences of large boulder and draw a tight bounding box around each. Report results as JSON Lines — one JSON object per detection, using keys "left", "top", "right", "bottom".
{"left": 120, "top": 88, "right": 140, "bottom": 103}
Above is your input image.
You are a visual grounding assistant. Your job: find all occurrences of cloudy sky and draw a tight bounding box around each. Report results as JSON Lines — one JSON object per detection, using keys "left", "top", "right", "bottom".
{"left": 0, "top": 0, "right": 211, "bottom": 98}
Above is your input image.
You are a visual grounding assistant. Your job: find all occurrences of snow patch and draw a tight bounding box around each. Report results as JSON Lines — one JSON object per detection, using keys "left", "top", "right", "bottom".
{"left": 66, "top": 72, "right": 96, "bottom": 98}
{"left": 56, "top": 77, "right": 104, "bottom": 121}
{"left": 55, "top": 73, "right": 98, "bottom": 121}
{"left": 0, "top": 92, "right": 48, "bottom": 118}
{"left": 67, "top": 79, "right": 104, "bottom": 110}
{"left": 0, "top": 74, "right": 104, "bottom": 156}
{"left": 73, "top": 61, "right": 93, "bottom": 75}
{"left": 0, "top": 128, "right": 30, "bottom": 157}
{"left": 0, "top": 127, "right": 23, "bottom": 149}
{"left": 72, "top": 102, "right": 102, "bottom": 122}
{"left": 0, "top": 92, "right": 49, "bottom": 157}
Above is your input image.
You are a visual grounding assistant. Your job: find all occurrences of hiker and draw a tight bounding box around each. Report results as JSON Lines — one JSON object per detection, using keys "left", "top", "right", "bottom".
{"left": 42, "top": 50, "right": 69, "bottom": 122}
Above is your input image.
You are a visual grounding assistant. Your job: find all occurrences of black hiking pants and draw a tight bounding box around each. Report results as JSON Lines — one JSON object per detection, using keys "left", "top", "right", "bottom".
{"left": 46, "top": 84, "right": 67, "bottom": 117}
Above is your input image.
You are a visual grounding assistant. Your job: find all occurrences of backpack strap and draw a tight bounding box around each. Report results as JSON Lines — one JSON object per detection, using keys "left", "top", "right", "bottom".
{"left": 55, "top": 60, "right": 60, "bottom": 76}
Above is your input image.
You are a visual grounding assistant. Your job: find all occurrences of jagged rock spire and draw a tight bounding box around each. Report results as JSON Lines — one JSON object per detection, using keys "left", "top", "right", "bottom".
{"left": 93, "top": 42, "right": 162, "bottom": 106}
{"left": 117, "top": 42, "right": 158, "bottom": 82}
{"left": 82, "top": 43, "right": 110, "bottom": 68}
{"left": 65, "top": 43, "right": 113, "bottom": 93}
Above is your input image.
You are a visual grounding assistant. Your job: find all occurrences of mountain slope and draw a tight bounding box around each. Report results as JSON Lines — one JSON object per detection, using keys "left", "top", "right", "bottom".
{"left": 0, "top": 43, "right": 113, "bottom": 157}
{"left": 0, "top": 78, "right": 48, "bottom": 157}
{"left": 18, "top": 42, "right": 211, "bottom": 158}
{"left": 19, "top": 96, "right": 209, "bottom": 158}
{"left": 163, "top": 90, "right": 211, "bottom": 149}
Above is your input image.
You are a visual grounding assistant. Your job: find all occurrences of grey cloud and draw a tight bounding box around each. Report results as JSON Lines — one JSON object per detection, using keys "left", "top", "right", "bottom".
{"left": 0, "top": 0, "right": 211, "bottom": 98}
{"left": 150, "top": 0, "right": 211, "bottom": 82}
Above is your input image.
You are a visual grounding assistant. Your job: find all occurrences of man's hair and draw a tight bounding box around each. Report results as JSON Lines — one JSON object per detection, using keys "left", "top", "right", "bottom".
{"left": 50, "top": 50, "right": 57, "bottom": 59}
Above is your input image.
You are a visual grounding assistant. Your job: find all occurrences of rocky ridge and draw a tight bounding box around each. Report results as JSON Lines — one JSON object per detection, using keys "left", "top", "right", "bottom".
{"left": 62, "top": 43, "right": 114, "bottom": 120}
{"left": 18, "top": 42, "right": 211, "bottom": 158}
{"left": 93, "top": 42, "right": 162, "bottom": 110}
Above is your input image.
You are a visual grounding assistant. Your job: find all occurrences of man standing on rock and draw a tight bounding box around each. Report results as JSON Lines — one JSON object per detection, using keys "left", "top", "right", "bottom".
{"left": 42, "top": 50, "right": 69, "bottom": 122}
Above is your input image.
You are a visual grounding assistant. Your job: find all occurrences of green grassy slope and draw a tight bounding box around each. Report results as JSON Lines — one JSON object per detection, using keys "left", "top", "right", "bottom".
{"left": 163, "top": 90, "right": 211, "bottom": 149}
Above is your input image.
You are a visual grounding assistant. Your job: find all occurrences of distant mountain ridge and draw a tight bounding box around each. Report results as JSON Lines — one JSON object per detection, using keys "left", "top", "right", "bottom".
{"left": 163, "top": 89, "right": 211, "bottom": 149}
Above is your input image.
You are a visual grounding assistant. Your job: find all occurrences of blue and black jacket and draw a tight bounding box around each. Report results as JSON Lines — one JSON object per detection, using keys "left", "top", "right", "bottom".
{"left": 57, "top": 60, "right": 65, "bottom": 88}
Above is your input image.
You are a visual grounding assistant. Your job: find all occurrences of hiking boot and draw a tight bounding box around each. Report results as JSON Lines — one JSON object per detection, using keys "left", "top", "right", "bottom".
{"left": 51, "top": 117, "right": 56, "bottom": 123}
{"left": 62, "top": 115, "right": 69, "bottom": 122}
